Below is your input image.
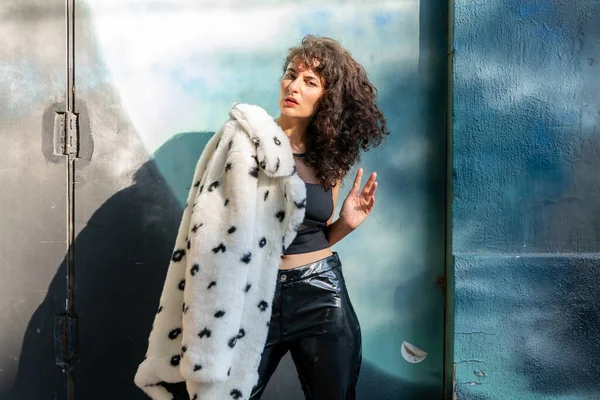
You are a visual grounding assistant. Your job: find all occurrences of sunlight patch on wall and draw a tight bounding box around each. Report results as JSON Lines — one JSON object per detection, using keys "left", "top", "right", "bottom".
{"left": 85, "top": 0, "right": 417, "bottom": 154}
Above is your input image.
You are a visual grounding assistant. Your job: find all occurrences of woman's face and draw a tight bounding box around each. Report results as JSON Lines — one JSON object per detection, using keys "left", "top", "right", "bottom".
{"left": 278, "top": 58, "right": 325, "bottom": 120}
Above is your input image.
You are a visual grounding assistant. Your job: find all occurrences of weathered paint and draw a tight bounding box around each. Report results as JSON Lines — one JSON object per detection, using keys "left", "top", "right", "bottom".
{"left": 0, "top": 1, "right": 68, "bottom": 398}
{"left": 453, "top": 0, "right": 600, "bottom": 398}
{"left": 0, "top": 0, "right": 448, "bottom": 398}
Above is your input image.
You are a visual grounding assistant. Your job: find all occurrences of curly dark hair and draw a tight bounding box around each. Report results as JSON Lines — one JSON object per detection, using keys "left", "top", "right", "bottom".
{"left": 283, "top": 35, "right": 390, "bottom": 188}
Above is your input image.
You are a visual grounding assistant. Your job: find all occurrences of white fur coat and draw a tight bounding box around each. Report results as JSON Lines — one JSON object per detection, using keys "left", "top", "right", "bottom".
{"left": 134, "top": 103, "right": 306, "bottom": 400}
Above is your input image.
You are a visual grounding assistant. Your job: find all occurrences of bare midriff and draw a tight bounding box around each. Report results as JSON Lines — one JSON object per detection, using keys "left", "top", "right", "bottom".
{"left": 279, "top": 247, "right": 333, "bottom": 270}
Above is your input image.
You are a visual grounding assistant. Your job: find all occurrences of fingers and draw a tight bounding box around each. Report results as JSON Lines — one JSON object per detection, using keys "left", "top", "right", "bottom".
{"left": 361, "top": 172, "right": 377, "bottom": 196}
{"left": 352, "top": 168, "right": 363, "bottom": 194}
{"left": 366, "top": 181, "right": 377, "bottom": 210}
{"left": 367, "top": 181, "right": 378, "bottom": 198}
{"left": 367, "top": 195, "right": 375, "bottom": 209}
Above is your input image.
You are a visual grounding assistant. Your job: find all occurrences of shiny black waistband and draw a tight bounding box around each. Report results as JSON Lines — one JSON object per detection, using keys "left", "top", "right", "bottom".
{"left": 277, "top": 252, "right": 341, "bottom": 284}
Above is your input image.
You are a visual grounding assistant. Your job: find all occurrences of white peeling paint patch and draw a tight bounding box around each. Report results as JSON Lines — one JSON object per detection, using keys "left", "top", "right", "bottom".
{"left": 401, "top": 341, "right": 428, "bottom": 363}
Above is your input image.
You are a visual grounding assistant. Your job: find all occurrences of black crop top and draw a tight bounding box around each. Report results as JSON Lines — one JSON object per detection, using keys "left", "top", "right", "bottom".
{"left": 283, "top": 182, "right": 333, "bottom": 255}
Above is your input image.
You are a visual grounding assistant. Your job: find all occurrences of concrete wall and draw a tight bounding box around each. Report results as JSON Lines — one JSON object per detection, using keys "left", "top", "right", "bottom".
{"left": 0, "top": 0, "right": 448, "bottom": 399}
{"left": 453, "top": 0, "right": 600, "bottom": 399}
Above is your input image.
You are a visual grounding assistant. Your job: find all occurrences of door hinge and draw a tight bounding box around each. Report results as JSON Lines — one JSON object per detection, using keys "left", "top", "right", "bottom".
{"left": 53, "top": 111, "right": 79, "bottom": 158}
{"left": 54, "top": 313, "right": 79, "bottom": 368}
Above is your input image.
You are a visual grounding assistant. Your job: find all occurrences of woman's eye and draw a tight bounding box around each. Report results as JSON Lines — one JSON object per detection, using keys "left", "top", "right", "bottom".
{"left": 308, "top": 81, "right": 317, "bottom": 87}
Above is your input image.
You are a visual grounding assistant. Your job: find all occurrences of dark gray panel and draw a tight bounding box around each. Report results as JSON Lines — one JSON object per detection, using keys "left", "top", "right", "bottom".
{"left": 0, "top": 0, "right": 68, "bottom": 398}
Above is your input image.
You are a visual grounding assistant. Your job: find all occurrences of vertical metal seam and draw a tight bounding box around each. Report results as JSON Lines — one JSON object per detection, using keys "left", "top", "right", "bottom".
{"left": 444, "top": 0, "right": 456, "bottom": 399}
{"left": 65, "top": 0, "right": 76, "bottom": 398}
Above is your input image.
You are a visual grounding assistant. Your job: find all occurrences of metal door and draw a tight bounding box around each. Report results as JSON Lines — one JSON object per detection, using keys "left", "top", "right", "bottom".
{"left": 1, "top": 0, "right": 69, "bottom": 398}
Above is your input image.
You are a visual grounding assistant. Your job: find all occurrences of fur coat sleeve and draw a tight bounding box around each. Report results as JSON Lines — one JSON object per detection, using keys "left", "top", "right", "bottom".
{"left": 134, "top": 103, "right": 306, "bottom": 400}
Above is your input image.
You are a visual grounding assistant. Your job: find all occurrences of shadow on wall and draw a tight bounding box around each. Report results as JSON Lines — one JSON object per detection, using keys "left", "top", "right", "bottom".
{"left": 1, "top": 132, "right": 206, "bottom": 400}
{"left": 2, "top": 131, "right": 439, "bottom": 400}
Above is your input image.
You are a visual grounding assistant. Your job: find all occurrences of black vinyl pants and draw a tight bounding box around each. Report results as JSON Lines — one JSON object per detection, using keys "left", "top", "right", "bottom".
{"left": 249, "top": 252, "right": 362, "bottom": 400}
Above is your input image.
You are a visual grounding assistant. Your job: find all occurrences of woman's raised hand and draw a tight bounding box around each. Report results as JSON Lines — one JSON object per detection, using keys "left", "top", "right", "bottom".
{"left": 339, "top": 168, "right": 378, "bottom": 230}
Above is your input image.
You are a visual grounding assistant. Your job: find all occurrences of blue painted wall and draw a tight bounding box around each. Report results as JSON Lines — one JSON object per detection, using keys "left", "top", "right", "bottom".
{"left": 453, "top": 0, "right": 600, "bottom": 399}
{"left": 133, "top": 2, "right": 449, "bottom": 398}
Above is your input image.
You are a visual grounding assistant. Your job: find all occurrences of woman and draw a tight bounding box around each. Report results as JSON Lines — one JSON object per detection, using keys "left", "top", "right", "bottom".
{"left": 249, "top": 35, "right": 389, "bottom": 399}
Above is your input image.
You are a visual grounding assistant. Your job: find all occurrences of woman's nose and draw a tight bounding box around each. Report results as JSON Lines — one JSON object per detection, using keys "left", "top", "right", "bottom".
{"left": 287, "top": 77, "right": 300, "bottom": 92}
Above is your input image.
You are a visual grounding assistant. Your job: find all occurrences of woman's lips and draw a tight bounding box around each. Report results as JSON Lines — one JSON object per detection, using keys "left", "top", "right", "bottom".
{"left": 284, "top": 97, "right": 299, "bottom": 106}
